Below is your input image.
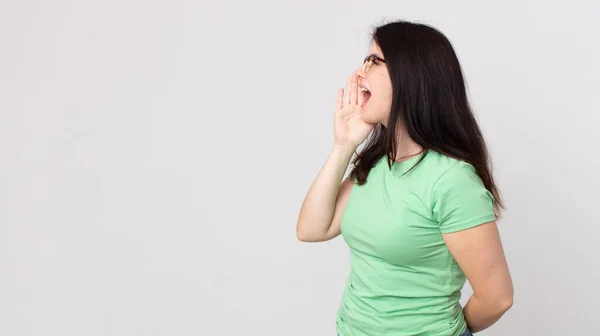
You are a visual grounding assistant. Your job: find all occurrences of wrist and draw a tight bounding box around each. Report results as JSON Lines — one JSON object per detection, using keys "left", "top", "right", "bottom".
{"left": 332, "top": 143, "right": 357, "bottom": 157}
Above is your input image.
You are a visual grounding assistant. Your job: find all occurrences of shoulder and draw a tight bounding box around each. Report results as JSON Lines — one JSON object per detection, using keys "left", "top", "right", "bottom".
{"left": 419, "top": 150, "right": 477, "bottom": 182}
{"left": 426, "top": 151, "right": 496, "bottom": 232}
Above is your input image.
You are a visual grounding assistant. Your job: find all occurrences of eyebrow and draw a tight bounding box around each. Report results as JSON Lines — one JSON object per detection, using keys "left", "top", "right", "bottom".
{"left": 364, "top": 53, "right": 384, "bottom": 62}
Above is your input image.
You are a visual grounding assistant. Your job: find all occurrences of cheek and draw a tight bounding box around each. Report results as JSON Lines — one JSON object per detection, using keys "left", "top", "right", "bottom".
{"left": 363, "top": 74, "right": 393, "bottom": 123}
{"left": 372, "top": 85, "right": 393, "bottom": 113}
{"left": 379, "top": 87, "right": 393, "bottom": 109}
{"left": 362, "top": 90, "right": 392, "bottom": 124}
{"left": 373, "top": 75, "right": 393, "bottom": 108}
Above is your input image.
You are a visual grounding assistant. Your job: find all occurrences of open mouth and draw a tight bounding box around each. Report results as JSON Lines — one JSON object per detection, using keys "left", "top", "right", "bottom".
{"left": 360, "top": 87, "right": 371, "bottom": 107}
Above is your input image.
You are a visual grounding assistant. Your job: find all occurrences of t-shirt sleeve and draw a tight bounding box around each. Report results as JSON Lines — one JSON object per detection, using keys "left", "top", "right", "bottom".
{"left": 432, "top": 161, "right": 497, "bottom": 233}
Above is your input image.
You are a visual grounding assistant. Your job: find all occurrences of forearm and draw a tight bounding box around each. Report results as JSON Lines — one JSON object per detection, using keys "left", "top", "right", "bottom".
{"left": 296, "top": 145, "right": 355, "bottom": 241}
{"left": 463, "top": 292, "right": 513, "bottom": 333}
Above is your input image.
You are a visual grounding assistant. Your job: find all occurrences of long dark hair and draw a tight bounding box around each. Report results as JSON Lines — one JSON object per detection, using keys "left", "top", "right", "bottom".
{"left": 349, "top": 20, "right": 504, "bottom": 216}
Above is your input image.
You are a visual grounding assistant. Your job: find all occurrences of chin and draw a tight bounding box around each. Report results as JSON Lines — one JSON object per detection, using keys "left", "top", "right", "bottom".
{"left": 360, "top": 111, "right": 374, "bottom": 124}
{"left": 361, "top": 108, "right": 385, "bottom": 125}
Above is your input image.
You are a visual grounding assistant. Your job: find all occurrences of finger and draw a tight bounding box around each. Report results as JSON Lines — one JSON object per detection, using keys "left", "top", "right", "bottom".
{"left": 344, "top": 76, "right": 351, "bottom": 106}
{"left": 348, "top": 108, "right": 362, "bottom": 120}
{"left": 349, "top": 73, "right": 358, "bottom": 105}
{"left": 336, "top": 88, "right": 344, "bottom": 111}
{"left": 357, "top": 75, "right": 364, "bottom": 107}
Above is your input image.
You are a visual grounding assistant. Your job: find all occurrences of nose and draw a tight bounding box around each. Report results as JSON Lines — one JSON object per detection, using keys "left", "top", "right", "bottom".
{"left": 355, "top": 66, "right": 368, "bottom": 80}
{"left": 354, "top": 66, "right": 368, "bottom": 89}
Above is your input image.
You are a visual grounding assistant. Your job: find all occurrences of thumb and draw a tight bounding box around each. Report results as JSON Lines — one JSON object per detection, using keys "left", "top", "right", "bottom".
{"left": 336, "top": 88, "right": 344, "bottom": 111}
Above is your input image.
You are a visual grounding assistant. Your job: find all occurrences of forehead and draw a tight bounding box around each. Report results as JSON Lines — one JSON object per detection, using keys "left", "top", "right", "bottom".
{"left": 367, "top": 42, "right": 384, "bottom": 57}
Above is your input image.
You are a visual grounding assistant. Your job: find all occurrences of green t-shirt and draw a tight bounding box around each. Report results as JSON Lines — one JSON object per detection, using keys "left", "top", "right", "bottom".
{"left": 336, "top": 150, "right": 496, "bottom": 336}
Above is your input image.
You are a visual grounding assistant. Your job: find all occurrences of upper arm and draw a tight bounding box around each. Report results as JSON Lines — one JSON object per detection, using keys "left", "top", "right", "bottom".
{"left": 319, "top": 177, "right": 354, "bottom": 241}
{"left": 443, "top": 222, "right": 513, "bottom": 304}
{"left": 432, "top": 162, "right": 513, "bottom": 303}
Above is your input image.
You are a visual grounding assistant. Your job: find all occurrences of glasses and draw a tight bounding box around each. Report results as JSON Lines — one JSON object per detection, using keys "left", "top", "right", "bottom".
{"left": 363, "top": 54, "right": 386, "bottom": 73}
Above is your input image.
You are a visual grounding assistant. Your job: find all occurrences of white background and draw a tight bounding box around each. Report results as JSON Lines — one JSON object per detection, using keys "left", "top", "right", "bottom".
{"left": 1, "top": 0, "right": 598, "bottom": 335}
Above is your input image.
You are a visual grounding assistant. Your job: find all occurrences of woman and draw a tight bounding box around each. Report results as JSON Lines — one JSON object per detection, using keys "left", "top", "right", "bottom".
{"left": 296, "top": 20, "right": 514, "bottom": 336}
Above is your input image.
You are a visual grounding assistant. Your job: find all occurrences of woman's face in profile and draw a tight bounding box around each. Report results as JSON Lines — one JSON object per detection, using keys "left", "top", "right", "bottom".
{"left": 357, "top": 42, "right": 393, "bottom": 126}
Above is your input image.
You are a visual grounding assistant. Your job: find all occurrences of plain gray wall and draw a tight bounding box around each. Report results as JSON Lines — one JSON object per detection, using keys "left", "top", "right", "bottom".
{"left": 1, "top": 0, "right": 598, "bottom": 335}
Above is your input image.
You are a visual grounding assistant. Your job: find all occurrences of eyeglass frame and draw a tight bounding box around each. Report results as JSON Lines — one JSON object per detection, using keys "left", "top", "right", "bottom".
{"left": 362, "top": 54, "right": 386, "bottom": 73}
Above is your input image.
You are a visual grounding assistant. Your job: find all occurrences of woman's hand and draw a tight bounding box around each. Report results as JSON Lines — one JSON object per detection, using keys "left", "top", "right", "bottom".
{"left": 333, "top": 73, "right": 375, "bottom": 148}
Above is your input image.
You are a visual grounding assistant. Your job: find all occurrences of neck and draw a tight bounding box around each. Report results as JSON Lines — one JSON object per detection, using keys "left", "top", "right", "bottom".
{"left": 394, "top": 127, "right": 423, "bottom": 162}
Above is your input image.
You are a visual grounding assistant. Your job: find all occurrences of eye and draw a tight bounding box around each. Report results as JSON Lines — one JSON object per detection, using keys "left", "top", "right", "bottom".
{"left": 367, "top": 54, "right": 383, "bottom": 65}
{"left": 362, "top": 54, "right": 385, "bottom": 72}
